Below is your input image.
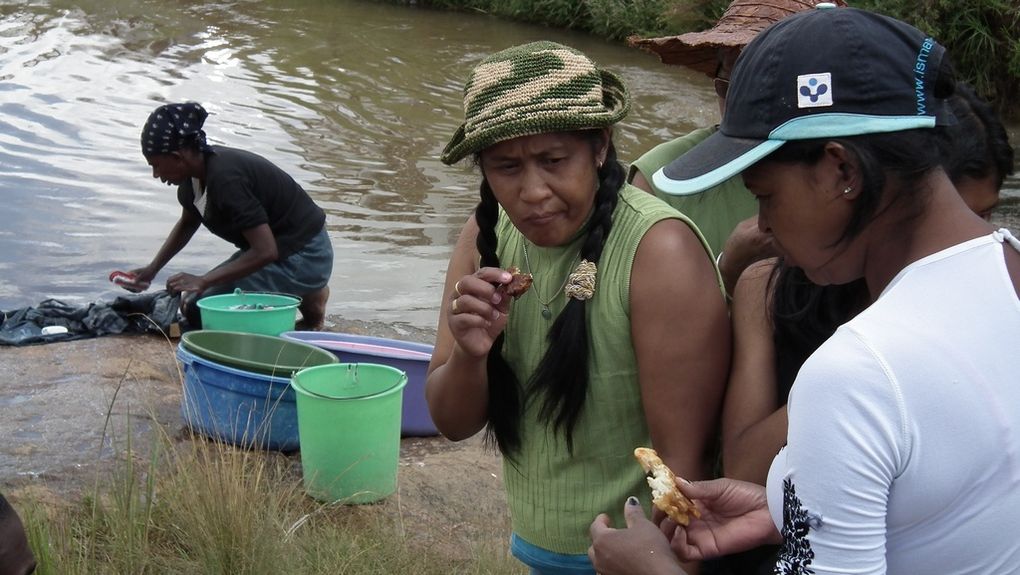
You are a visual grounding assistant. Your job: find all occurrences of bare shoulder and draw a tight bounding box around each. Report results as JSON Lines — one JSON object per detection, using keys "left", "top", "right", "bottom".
{"left": 632, "top": 218, "right": 723, "bottom": 305}
{"left": 734, "top": 257, "right": 779, "bottom": 300}
{"left": 636, "top": 217, "right": 713, "bottom": 264}
{"left": 449, "top": 214, "right": 481, "bottom": 272}
{"left": 630, "top": 169, "right": 654, "bottom": 195}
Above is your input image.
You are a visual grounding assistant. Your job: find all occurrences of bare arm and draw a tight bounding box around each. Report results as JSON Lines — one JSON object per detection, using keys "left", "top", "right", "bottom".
{"left": 631, "top": 219, "right": 731, "bottom": 482}
{"left": 425, "top": 216, "right": 512, "bottom": 441}
{"left": 631, "top": 169, "right": 655, "bottom": 195}
{"left": 720, "top": 258, "right": 788, "bottom": 485}
{"left": 132, "top": 207, "right": 202, "bottom": 285}
{"left": 626, "top": 222, "right": 731, "bottom": 575}
{"left": 165, "top": 223, "right": 279, "bottom": 294}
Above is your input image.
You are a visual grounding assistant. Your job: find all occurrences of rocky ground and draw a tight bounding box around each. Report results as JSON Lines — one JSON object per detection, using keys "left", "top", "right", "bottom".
{"left": 0, "top": 318, "right": 511, "bottom": 561}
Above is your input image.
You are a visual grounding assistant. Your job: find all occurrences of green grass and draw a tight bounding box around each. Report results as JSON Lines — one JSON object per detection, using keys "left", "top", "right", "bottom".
{"left": 20, "top": 428, "right": 521, "bottom": 574}
{"left": 14, "top": 331, "right": 521, "bottom": 575}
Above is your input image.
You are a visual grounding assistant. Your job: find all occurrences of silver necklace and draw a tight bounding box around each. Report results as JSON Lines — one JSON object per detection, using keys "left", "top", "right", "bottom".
{"left": 521, "top": 240, "right": 578, "bottom": 320}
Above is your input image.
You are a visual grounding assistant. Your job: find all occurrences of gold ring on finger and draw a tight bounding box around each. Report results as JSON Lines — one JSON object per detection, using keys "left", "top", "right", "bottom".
{"left": 451, "top": 298, "right": 459, "bottom": 314}
{"left": 454, "top": 280, "right": 462, "bottom": 296}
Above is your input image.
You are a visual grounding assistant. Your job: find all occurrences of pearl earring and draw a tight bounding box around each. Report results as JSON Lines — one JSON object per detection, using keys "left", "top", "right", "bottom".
{"left": 843, "top": 186, "right": 853, "bottom": 195}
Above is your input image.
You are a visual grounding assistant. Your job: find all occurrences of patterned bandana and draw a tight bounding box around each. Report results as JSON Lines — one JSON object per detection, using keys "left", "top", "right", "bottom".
{"left": 441, "top": 41, "right": 630, "bottom": 165}
{"left": 140, "top": 102, "right": 211, "bottom": 156}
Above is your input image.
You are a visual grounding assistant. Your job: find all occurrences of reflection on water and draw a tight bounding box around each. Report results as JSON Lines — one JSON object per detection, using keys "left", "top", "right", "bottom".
{"left": 1, "top": 0, "right": 1018, "bottom": 330}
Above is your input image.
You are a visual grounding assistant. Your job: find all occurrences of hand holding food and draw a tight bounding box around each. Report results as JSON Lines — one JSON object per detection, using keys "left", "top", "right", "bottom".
{"left": 633, "top": 447, "right": 701, "bottom": 526}
{"left": 504, "top": 266, "right": 533, "bottom": 298}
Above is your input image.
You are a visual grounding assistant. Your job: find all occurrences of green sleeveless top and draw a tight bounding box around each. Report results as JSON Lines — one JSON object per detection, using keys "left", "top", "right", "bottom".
{"left": 494, "top": 184, "right": 715, "bottom": 553}
{"left": 628, "top": 126, "right": 758, "bottom": 259}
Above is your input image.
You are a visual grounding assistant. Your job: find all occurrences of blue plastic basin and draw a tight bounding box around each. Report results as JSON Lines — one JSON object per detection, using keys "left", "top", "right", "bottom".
{"left": 281, "top": 332, "right": 437, "bottom": 436}
{"left": 176, "top": 343, "right": 299, "bottom": 451}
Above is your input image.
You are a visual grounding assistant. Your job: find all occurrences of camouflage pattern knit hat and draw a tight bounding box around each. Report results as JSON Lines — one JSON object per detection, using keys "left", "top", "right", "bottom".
{"left": 441, "top": 41, "right": 630, "bottom": 165}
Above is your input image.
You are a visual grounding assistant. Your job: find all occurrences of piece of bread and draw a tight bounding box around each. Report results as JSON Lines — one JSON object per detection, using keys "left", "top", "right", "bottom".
{"left": 505, "top": 266, "right": 533, "bottom": 299}
{"left": 633, "top": 447, "right": 701, "bottom": 526}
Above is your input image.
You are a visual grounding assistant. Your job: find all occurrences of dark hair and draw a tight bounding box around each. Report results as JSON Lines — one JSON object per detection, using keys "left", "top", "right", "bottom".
{"left": 768, "top": 263, "right": 868, "bottom": 398}
{"left": 942, "top": 82, "right": 1015, "bottom": 188}
{"left": 764, "top": 128, "right": 949, "bottom": 251}
{"left": 762, "top": 65, "right": 998, "bottom": 399}
{"left": 761, "top": 129, "right": 946, "bottom": 395}
{"left": 473, "top": 130, "right": 624, "bottom": 456}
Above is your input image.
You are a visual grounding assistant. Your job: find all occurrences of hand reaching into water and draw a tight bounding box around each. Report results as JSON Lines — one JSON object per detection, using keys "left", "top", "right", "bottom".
{"left": 670, "top": 478, "right": 783, "bottom": 562}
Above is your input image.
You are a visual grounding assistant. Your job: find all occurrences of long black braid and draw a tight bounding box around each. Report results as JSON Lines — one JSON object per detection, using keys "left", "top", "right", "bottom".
{"left": 474, "top": 171, "right": 524, "bottom": 456}
{"left": 475, "top": 131, "right": 625, "bottom": 456}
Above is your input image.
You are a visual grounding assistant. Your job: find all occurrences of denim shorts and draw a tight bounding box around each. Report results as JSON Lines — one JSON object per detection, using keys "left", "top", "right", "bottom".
{"left": 205, "top": 226, "right": 333, "bottom": 297}
{"left": 510, "top": 533, "right": 596, "bottom": 575}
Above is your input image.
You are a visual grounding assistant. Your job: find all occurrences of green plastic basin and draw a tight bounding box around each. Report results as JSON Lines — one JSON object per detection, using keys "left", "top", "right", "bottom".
{"left": 180, "top": 330, "right": 337, "bottom": 377}
{"left": 196, "top": 290, "right": 301, "bottom": 336}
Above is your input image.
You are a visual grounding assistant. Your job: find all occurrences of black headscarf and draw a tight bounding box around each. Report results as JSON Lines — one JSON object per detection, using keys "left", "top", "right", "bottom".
{"left": 140, "top": 102, "right": 212, "bottom": 156}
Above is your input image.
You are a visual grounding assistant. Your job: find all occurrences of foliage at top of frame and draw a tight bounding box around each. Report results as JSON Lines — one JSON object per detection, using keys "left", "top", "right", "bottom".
{"left": 394, "top": 0, "right": 1018, "bottom": 118}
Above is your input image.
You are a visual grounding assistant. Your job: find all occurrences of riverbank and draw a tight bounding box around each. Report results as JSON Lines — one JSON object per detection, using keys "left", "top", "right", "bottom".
{"left": 0, "top": 319, "right": 522, "bottom": 573}
{"left": 385, "top": 0, "right": 1020, "bottom": 120}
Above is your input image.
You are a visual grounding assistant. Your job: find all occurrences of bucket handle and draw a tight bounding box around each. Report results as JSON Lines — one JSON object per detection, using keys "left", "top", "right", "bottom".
{"left": 291, "top": 363, "right": 407, "bottom": 401}
{"left": 289, "top": 364, "right": 361, "bottom": 400}
{"left": 230, "top": 287, "right": 303, "bottom": 304}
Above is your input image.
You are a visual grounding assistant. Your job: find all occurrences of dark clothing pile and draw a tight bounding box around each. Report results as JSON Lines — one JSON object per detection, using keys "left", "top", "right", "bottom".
{"left": 0, "top": 291, "right": 182, "bottom": 346}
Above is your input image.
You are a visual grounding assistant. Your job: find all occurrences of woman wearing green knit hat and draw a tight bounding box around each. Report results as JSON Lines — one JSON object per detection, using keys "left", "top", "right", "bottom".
{"left": 427, "top": 41, "right": 731, "bottom": 573}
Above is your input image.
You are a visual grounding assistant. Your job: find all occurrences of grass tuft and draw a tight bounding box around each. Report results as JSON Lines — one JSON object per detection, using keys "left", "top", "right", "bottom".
{"left": 18, "top": 329, "right": 522, "bottom": 574}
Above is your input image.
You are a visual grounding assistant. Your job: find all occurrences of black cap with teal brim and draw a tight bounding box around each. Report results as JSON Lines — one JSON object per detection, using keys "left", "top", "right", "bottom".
{"left": 655, "top": 6, "right": 951, "bottom": 196}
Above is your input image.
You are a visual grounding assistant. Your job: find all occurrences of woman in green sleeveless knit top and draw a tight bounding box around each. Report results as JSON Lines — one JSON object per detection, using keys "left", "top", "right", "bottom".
{"left": 427, "top": 41, "right": 731, "bottom": 574}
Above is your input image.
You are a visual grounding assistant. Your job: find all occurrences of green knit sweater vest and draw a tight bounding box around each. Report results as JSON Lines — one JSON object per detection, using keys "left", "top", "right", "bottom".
{"left": 493, "top": 184, "right": 712, "bottom": 553}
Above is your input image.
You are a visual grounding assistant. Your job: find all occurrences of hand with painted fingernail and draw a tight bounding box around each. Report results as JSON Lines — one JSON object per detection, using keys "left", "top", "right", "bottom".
{"left": 588, "top": 497, "right": 686, "bottom": 575}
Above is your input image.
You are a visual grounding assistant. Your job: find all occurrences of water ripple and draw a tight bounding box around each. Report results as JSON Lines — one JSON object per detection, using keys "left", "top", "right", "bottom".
{"left": 1, "top": 0, "right": 1017, "bottom": 329}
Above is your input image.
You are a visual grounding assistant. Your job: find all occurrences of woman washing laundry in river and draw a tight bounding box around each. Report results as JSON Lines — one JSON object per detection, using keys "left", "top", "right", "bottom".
{"left": 126, "top": 102, "right": 333, "bottom": 330}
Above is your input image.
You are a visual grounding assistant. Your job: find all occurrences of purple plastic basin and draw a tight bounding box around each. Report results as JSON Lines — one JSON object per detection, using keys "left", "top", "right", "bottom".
{"left": 281, "top": 332, "right": 438, "bottom": 436}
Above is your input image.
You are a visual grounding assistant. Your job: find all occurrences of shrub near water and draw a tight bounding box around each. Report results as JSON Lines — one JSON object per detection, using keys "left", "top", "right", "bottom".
{"left": 389, "top": 0, "right": 1018, "bottom": 119}
{"left": 396, "top": 0, "right": 727, "bottom": 40}
{"left": 852, "top": 0, "right": 1019, "bottom": 118}
{"left": 23, "top": 435, "right": 522, "bottom": 574}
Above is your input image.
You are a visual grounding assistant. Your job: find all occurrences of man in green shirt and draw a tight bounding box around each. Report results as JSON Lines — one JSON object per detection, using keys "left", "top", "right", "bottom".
{"left": 628, "top": 0, "right": 845, "bottom": 295}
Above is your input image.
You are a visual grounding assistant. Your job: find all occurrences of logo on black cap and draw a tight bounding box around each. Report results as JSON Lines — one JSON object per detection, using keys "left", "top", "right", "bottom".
{"left": 797, "top": 73, "right": 833, "bottom": 108}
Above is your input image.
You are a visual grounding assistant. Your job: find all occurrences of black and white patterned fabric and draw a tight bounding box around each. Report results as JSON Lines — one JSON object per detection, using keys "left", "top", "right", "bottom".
{"left": 773, "top": 478, "right": 816, "bottom": 575}
{"left": 140, "top": 102, "right": 211, "bottom": 156}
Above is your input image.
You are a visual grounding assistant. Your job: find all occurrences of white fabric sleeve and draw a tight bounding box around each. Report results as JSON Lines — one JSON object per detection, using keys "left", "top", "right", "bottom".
{"left": 770, "top": 328, "right": 909, "bottom": 575}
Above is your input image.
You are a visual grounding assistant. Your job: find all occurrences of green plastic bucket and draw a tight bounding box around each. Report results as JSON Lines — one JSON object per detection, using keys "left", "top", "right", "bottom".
{"left": 290, "top": 363, "right": 408, "bottom": 503}
{"left": 197, "top": 289, "right": 301, "bottom": 336}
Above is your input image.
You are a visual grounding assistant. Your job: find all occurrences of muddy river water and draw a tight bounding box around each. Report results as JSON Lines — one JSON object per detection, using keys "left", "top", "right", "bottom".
{"left": 2, "top": 0, "right": 1017, "bottom": 332}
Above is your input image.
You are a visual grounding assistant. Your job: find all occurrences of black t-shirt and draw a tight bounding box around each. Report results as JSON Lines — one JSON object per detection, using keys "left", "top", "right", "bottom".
{"left": 177, "top": 146, "right": 326, "bottom": 258}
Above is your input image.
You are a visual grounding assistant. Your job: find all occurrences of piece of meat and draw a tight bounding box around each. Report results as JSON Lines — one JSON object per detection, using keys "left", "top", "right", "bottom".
{"left": 505, "top": 266, "right": 533, "bottom": 299}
